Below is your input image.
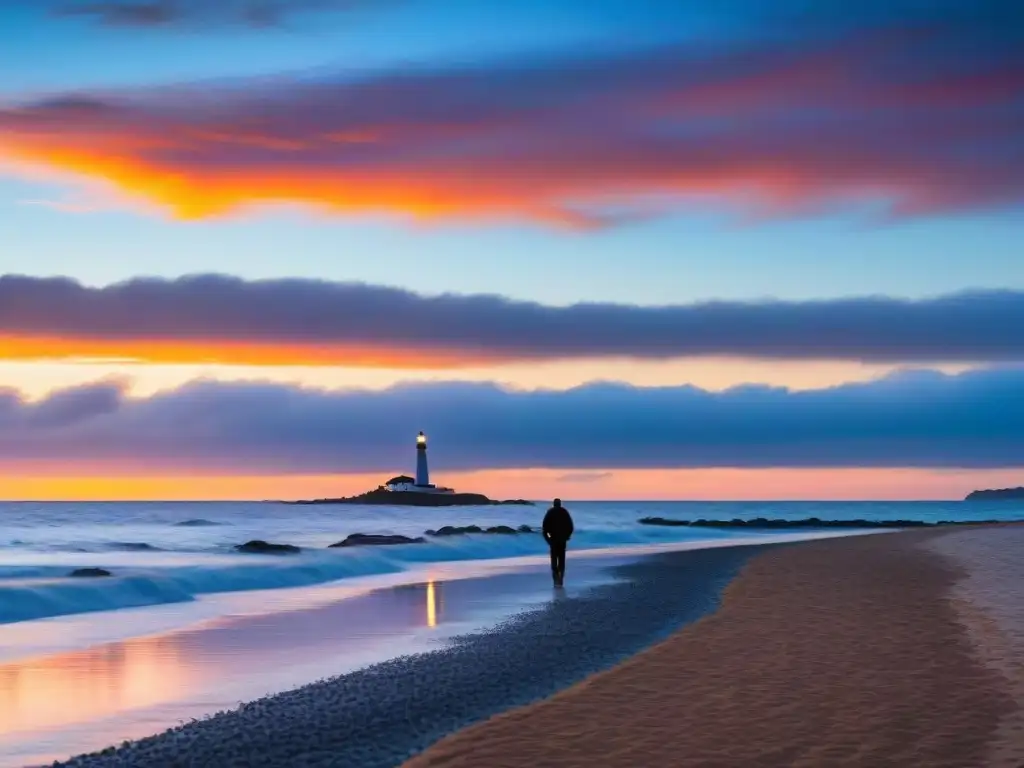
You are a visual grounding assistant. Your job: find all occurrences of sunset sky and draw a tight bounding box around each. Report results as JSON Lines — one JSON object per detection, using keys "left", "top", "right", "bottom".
{"left": 1, "top": 0, "right": 1022, "bottom": 500}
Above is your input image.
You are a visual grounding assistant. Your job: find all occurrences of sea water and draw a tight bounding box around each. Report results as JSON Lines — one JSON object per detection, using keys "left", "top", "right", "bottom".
{"left": 1, "top": 499, "right": 1020, "bottom": 765}
{"left": 1, "top": 499, "right": 1020, "bottom": 628}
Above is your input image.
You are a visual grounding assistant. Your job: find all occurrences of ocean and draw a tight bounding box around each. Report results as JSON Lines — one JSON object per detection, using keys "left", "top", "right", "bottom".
{"left": 1, "top": 499, "right": 1022, "bottom": 765}
{"left": 1, "top": 499, "right": 1022, "bottom": 628}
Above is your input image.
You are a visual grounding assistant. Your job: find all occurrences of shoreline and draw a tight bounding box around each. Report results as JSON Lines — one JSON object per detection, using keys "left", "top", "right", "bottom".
{"left": 406, "top": 527, "right": 1022, "bottom": 767}
{"left": 51, "top": 542, "right": 761, "bottom": 767}
{"left": 42, "top": 526, "right": 1021, "bottom": 767}
{"left": 1, "top": 554, "right": 632, "bottom": 767}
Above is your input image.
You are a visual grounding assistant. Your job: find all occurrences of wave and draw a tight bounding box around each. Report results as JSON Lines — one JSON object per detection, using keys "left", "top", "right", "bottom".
{"left": 105, "top": 542, "right": 165, "bottom": 552}
{"left": 0, "top": 575, "right": 195, "bottom": 624}
{"left": 0, "top": 525, "right": 739, "bottom": 626}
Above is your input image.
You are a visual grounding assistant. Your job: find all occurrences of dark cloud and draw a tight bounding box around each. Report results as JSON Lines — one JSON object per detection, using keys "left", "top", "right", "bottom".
{"left": 1, "top": 274, "right": 1023, "bottom": 365}
{"left": 2, "top": 368, "right": 1023, "bottom": 473}
{"left": 24, "top": 380, "right": 126, "bottom": 428}
{"left": 53, "top": 1, "right": 387, "bottom": 28}
{"left": 3, "top": 1, "right": 1022, "bottom": 224}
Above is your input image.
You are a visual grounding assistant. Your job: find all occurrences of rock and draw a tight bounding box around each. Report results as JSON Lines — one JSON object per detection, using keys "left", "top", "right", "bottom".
{"left": 328, "top": 534, "right": 426, "bottom": 548}
{"left": 173, "top": 519, "right": 222, "bottom": 527}
{"left": 235, "top": 540, "right": 302, "bottom": 555}
{"left": 638, "top": 516, "right": 689, "bottom": 527}
{"left": 290, "top": 490, "right": 531, "bottom": 507}
{"left": 424, "top": 524, "right": 536, "bottom": 536}
{"left": 425, "top": 525, "right": 482, "bottom": 536}
{"left": 69, "top": 567, "right": 112, "bottom": 577}
{"left": 636, "top": 517, "right": 992, "bottom": 529}
{"left": 108, "top": 542, "right": 161, "bottom": 551}
{"left": 485, "top": 525, "right": 518, "bottom": 534}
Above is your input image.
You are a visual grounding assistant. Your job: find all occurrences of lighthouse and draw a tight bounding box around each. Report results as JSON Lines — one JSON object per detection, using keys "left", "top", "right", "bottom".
{"left": 415, "top": 431, "right": 430, "bottom": 487}
{"left": 382, "top": 432, "right": 453, "bottom": 494}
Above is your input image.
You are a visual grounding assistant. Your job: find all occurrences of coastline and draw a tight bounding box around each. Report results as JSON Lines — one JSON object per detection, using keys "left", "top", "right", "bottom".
{"left": 50, "top": 542, "right": 761, "bottom": 767}
{"left": 406, "top": 527, "right": 1022, "bottom": 767}
{"left": 43, "top": 526, "right": 1024, "bottom": 767}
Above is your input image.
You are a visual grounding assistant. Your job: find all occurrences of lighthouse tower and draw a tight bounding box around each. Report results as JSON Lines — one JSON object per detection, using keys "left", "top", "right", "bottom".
{"left": 415, "top": 431, "right": 430, "bottom": 487}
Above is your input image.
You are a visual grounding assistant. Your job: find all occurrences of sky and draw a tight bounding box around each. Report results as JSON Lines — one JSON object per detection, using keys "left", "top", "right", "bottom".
{"left": 0, "top": 0, "right": 1022, "bottom": 500}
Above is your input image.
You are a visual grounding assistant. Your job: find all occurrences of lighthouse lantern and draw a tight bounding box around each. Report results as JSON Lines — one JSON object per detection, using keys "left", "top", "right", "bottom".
{"left": 415, "top": 431, "right": 430, "bottom": 486}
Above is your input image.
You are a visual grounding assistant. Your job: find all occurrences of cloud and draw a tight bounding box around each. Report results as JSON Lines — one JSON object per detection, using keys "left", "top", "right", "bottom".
{"left": 1, "top": 367, "right": 1023, "bottom": 474}
{"left": 53, "top": 1, "right": 388, "bottom": 28}
{"left": 1, "top": 3, "right": 1022, "bottom": 225}
{"left": 556, "top": 472, "right": 614, "bottom": 484}
{"left": 1, "top": 274, "right": 1023, "bottom": 367}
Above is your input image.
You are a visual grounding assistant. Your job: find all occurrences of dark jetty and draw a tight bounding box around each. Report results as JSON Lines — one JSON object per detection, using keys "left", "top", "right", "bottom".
{"left": 289, "top": 489, "right": 534, "bottom": 507}
{"left": 235, "top": 540, "right": 302, "bottom": 555}
{"left": 965, "top": 487, "right": 1024, "bottom": 501}
{"left": 69, "top": 567, "right": 112, "bottom": 578}
{"left": 426, "top": 524, "right": 535, "bottom": 536}
{"left": 329, "top": 534, "right": 426, "bottom": 548}
{"left": 638, "top": 516, "right": 999, "bottom": 529}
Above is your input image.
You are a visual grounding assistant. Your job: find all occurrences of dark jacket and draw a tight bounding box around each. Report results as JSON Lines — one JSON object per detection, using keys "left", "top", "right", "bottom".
{"left": 542, "top": 505, "right": 574, "bottom": 544}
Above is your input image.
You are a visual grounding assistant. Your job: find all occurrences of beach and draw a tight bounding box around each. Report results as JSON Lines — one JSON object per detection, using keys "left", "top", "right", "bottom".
{"left": 8, "top": 515, "right": 1022, "bottom": 766}
{"left": 408, "top": 527, "right": 1024, "bottom": 768}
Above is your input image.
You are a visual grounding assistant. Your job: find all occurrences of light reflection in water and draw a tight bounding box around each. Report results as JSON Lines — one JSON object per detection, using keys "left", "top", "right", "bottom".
{"left": 0, "top": 577, "right": 452, "bottom": 743}
{"left": 0, "top": 636, "right": 196, "bottom": 736}
{"left": 426, "top": 580, "right": 437, "bottom": 628}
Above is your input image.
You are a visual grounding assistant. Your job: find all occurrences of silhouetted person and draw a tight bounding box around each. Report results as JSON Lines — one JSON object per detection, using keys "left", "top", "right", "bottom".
{"left": 543, "top": 498, "right": 574, "bottom": 586}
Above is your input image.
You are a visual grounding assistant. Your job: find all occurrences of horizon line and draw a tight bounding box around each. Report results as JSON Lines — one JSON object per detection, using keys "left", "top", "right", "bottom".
{"left": 0, "top": 497, "right": 975, "bottom": 504}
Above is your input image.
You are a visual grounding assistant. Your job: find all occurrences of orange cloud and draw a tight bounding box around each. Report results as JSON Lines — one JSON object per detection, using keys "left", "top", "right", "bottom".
{"left": 1, "top": 29, "right": 1021, "bottom": 224}
{"left": 0, "top": 335, "right": 497, "bottom": 368}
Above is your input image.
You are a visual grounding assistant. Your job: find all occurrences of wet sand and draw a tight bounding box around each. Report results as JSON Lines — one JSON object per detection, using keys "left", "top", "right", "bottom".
{"left": 2, "top": 559, "right": 608, "bottom": 767}
{"left": 52, "top": 543, "right": 757, "bottom": 767}
{"left": 930, "top": 527, "right": 1024, "bottom": 766}
{"left": 407, "top": 529, "right": 1021, "bottom": 768}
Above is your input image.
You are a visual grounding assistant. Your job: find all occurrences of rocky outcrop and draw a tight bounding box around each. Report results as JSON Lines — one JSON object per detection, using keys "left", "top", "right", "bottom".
{"left": 328, "top": 534, "right": 426, "bottom": 548}
{"left": 289, "top": 490, "right": 534, "bottom": 507}
{"left": 69, "top": 567, "right": 112, "bottom": 577}
{"left": 107, "top": 542, "right": 161, "bottom": 551}
{"left": 965, "top": 487, "right": 1024, "bottom": 500}
{"left": 638, "top": 517, "right": 998, "bottom": 529}
{"left": 174, "top": 519, "right": 222, "bottom": 527}
{"left": 426, "top": 524, "right": 535, "bottom": 536}
{"left": 235, "top": 540, "right": 302, "bottom": 555}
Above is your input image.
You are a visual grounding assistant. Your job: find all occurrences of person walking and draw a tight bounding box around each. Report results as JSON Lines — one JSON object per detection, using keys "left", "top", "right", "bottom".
{"left": 542, "top": 498, "right": 574, "bottom": 586}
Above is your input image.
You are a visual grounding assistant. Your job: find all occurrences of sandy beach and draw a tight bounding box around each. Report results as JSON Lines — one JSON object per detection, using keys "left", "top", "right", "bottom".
{"left": 45, "top": 526, "right": 1024, "bottom": 767}
{"left": 407, "top": 528, "right": 1024, "bottom": 768}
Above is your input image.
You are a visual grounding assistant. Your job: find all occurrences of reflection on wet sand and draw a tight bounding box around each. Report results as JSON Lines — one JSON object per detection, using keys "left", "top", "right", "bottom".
{"left": 0, "top": 579, "right": 454, "bottom": 743}
{"left": 0, "top": 561, "right": 594, "bottom": 766}
{"left": 0, "top": 637, "right": 195, "bottom": 735}
{"left": 427, "top": 580, "right": 438, "bottom": 628}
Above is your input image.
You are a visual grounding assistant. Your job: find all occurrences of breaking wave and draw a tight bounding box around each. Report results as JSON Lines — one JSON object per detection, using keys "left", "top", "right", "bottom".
{"left": 0, "top": 525, "right": 732, "bottom": 625}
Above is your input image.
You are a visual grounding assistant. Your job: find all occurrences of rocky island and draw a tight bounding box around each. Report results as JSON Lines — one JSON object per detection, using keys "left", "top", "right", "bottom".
{"left": 965, "top": 487, "right": 1024, "bottom": 500}
{"left": 287, "top": 431, "right": 533, "bottom": 507}
{"left": 290, "top": 489, "right": 533, "bottom": 507}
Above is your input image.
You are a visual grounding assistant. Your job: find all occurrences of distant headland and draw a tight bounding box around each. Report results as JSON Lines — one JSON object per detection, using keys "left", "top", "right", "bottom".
{"left": 287, "top": 431, "right": 533, "bottom": 507}
{"left": 964, "top": 487, "right": 1024, "bottom": 501}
